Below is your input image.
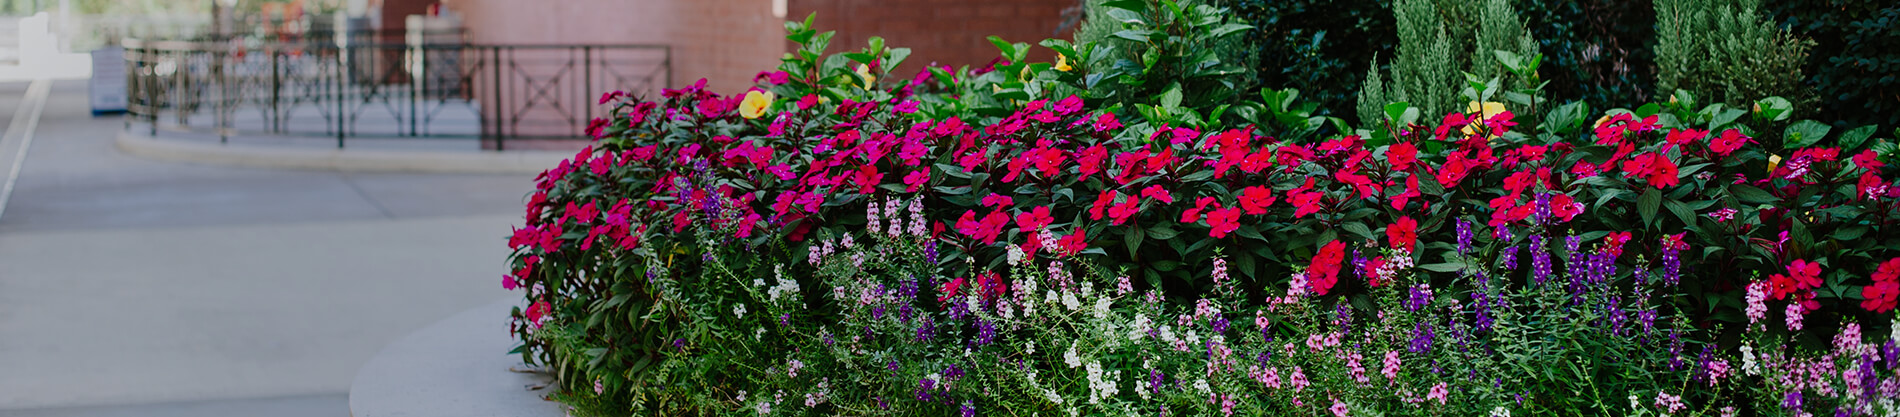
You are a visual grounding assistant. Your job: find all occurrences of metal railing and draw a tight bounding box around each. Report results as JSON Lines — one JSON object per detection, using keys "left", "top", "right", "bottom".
{"left": 123, "top": 38, "right": 670, "bottom": 149}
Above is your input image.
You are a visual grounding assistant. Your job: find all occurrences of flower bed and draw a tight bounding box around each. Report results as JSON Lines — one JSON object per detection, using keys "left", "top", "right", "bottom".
{"left": 506, "top": 8, "right": 1900, "bottom": 417}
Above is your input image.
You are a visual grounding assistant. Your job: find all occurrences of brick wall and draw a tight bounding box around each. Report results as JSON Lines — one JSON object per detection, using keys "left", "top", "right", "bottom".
{"left": 787, "top": 0, "right": 1080, "bottom": 76}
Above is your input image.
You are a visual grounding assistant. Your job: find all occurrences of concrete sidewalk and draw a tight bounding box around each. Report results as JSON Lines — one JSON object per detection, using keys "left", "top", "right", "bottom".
{"left": 0, "top": 80, "right": 533, "bottom": 414}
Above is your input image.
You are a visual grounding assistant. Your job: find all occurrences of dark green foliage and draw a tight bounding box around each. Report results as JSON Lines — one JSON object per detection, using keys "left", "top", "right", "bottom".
{"left": 1229, "top": 0, "right": 1397, "bottom": 125}
{"left": 1761, "top": 0, "right": 1900, "bottom": 131}
{"left": 1518, "top": 0, "right": 1658, "bottom": 108}
{"left": 1073, "top": 0, "right": 1258, "bottom": 128}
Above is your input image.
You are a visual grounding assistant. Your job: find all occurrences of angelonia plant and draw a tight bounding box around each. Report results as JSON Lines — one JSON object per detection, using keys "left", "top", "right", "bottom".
{"left": 506, "top": 10, "right": 1900, "bottom": 417}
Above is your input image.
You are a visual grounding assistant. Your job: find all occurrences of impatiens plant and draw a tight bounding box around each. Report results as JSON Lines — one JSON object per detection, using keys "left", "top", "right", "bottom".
{"left": 505, "top": 11, "right": 1900, "bottom": 417}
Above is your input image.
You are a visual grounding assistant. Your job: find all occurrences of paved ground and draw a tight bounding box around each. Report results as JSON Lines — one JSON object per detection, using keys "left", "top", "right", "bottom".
{"left": 0, "top": 80, "right": 534, "bottom": 415}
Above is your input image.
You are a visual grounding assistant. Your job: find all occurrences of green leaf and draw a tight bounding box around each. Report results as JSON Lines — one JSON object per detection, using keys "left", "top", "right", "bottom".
{"left": 1728, "top": 184, "right": 1779, "bottom": 204}
{"left": 986, "top": 36, "right": 1016, "bottom": 58}
{"left": 1785, "top": 120, "right": 1833, "bottom": 149}
{"left": 1383, "top": 102, "right": 1409, "bottom": 122}
{"left": 1125, "top": 227, "right": 1146, "bottom": 259}
{"left": 1341, "top": 222, "right": 1375, "bottom": 241}
{"left": 1840, "top": 125, "right": 1878, "bottom": 151}
{"left": 1160, "top": 84, "right": 1184, "bottom": 111}
{"left": 1662, "top": 198, "right": 1694, "bottom": 227}
{"left": 1148, "top": 225, "right": 1180, "bottom": 240}
{"left": 1638, "top": 188, "right": 1661, "bottom": 227}
{"left": 1419, "top": 262, "right": 1468, "bottom": 273}
{"left": 1112, "top": 29, "right": 1158, "bottom": 43}
{"left": 1757, "top": 97, "right": 1794, "bottom": 121}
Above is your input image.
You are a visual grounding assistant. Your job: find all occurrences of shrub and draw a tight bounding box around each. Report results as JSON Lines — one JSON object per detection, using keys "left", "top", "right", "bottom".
{"left": 1761, "top": 0, "right": 1900, "bottom": 131}
{"left": 506, "top": 11, "right": 1900, "bottom": 417}
{"left": 1228, "top": 0, "right": 1396, "bottom": 125}
{"left": 1518, "top": 0, "right": 1658, "bottom": 109}
{"left": 1072, "top": 0, "right": 1256, "bottom": 128}
{"left": 1357, "top": 0, "right": 1540, "bottom": 126}
{"left": 1654, "top": 0, "right": 1815, "bottom": 111}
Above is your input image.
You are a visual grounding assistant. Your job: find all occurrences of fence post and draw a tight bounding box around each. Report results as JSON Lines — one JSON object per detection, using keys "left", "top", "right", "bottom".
{"left": 493, "top": 46, "right": 504, "bottom": 151}
{"left": 337, "top": 44, "right": 347, "bottom": 149}
{"left": 216, "top": 49, "right": 228, "bottom": 144}
{"left": 270, "top": 46, "right": 280, "bottom": 133}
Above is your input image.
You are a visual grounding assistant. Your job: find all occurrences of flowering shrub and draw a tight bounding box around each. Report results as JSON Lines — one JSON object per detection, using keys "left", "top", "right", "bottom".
{"left": 506, "top": 13, "right": 1900, "bottom": 417}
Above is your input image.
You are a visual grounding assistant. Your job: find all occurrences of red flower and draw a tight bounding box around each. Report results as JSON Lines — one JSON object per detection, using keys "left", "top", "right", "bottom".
{"left": 1859, "top": 172, "right": 1889, "bottom": 200}
{"left": 1362, "top": 256, "right": 1388, "bottom": 287}
{"left": 1386, "top": 216, "right": 1418, "bottom": 253}
{"left": 1308, "top": 241, "right": 1346, "bottom": 296}
{"left": 981, "top": 193, "right": 1015, "bottom": 209}
{"left": 1708, "top": 129, "right": 1748, "bottom": 157}
{"left": 1863, "top": 258, "right": 1900, "bottom": 313}
{"left": 1434, "top": 152, "right": 1477, "bottom": 189}
{"left": 904, "top": 169, "right": 930, "bottom": 192}
{"left": 1854, "top": 149, "right": 1885, "bottom": 171}
{"left": 1768, "top": 259, "right": 1824, "bottom": 300}
{"left": 1206, "top": 206, "right": 1242, "bottom": 238}
{"left": 1387, "top": 142, "right": 1419, "bottom": 172}
{"left": 1054, "top": 95, "right": 1084, "bottom": 115}
{"left": 1093, "top": 112, "right": 1123, "bottom": 132}
{"left": 939, "top": 276, "right": 967, "bottom": 302}
{"left": 956, "top": 148, "right": 988, "bottom": 173}
{"left": 1089, "top": 190, "right": 1119, "bottom": 221}
{"left": 1290, "top": 189, "right": 1324, "bottom": 218}
{"left": 1549, "top": 193, "right": 1582, "bottom": 222}
{"left": 1015, "top": 206, "right": 1055, "bottom": 231}
{"left": 956, "top": 210, "right": 1010, "bottom": 245}
{"left": 1238, "top": 186, "right": 1276, "bottom": 215}
{"left": 1603, "top": 231, "right": 1631, "bottom": 257}
{"left": 1569, "top": 160, "right": 1599, "bottom": 178}
{"left": 525, "top": 300, "right": 552, "bottom": 328}
{"left": 1663, "top": 128, "right": 1707, "bottom": 150}
{"left": 1076, "top": 145, "right": 1109, "bottom": 178}
{"left": 1140, "top": 185, "right": 1175, "bottom": 204}
{"left": 1390, "top": 174, "right": 1421, "bottom": 210}
{"left": 1181, "top": 196, "right": 1217, "bottom": 223}
{"left": 1620, "top": 152, "right": 1680, "bottom": 189}
{"left": 1054, "top": 229, "right": 1088, "bottom": 256}
{"left": 1107, "top": 194, "right": 1143, "bottom": 226}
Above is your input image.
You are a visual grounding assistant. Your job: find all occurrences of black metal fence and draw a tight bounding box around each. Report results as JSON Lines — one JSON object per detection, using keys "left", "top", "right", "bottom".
{"left": 123, "top": 38, "right": 670, "bottom": 149}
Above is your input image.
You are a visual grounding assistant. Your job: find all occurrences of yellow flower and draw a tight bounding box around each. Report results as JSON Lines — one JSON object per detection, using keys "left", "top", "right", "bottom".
{"left": 1466, "top": 101, "right": 1507, "bottom": 119}
{"left": 1768, "top": 154, "right": 1783, "bottom": 174}
{"left": 739, "top": 90, "right": 775, "bottom": 119}
{"left": 855, "top": 64, "right": 876, "bottom": 88}
{"left": 1461, "top": 101, "right": 1509, "bottom": 137}
{"left": 1594, "top": 114, "right": 1613, "bottom": 129}
{"left": 1055, "top": 54, "right": 1072, "bottom": 72}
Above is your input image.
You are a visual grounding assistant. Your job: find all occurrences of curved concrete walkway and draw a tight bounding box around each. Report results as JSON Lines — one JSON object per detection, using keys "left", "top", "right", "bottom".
{"left": 349, "top": 297, "right": 563, "bottom": 417}
{"left": 0, "top": 79, "right": 532, "bottom": 416}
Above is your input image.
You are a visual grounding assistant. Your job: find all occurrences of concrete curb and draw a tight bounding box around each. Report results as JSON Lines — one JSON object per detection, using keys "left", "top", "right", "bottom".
{"left": 349, "top": 297, "right": 563, "bottom": 417}
{"left": 116, "top": 131, "right": 570, "bottom": 174}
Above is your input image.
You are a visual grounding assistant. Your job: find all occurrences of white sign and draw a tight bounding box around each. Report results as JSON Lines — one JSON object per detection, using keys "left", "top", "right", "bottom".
{"left": 89, "top": 46, "right": 126, "bottom": 113}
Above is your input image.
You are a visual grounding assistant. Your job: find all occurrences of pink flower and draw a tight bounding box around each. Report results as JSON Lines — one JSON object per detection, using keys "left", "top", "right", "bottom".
{"left": 1015, "top": 206, "right": 1055, "bottom": 231}
{"left": 525, "top": 300, "right": 552, "bottom": 328}
{"left": 981, "top": 193, "right": 1014, "bottom": 209}
{"left": 1329, "top": 398, "right": 1350, "bottom": 417}
{"left": 1238, "top": 186, "right": 1275, "bottom": 215}
{"left": 1140, "top": 185, "right": 1175, "bottom": 204}
{"left": 1093, "top": 112, "right": 1122, "bottom": 132}
{"left": 1054, "top": 95, "right": 1083, "bottom": 115}
{"left": 903, "top": 169, "right": 930, "bottom": 192}
{"left": 1853, "top": 149, "right": 1884, "bottom": 171}
{"left": 1206, "top": 207, "right": 1242, "bottom": 238}
{"left": 1427, "top": 382, "right": 1448, "bottom": 405}
{"left": 1381, "top": 351, "right": 1400, "bottom": 381}
{"left": 1386, "top": 142, "right": 1419, "bottom": 171}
